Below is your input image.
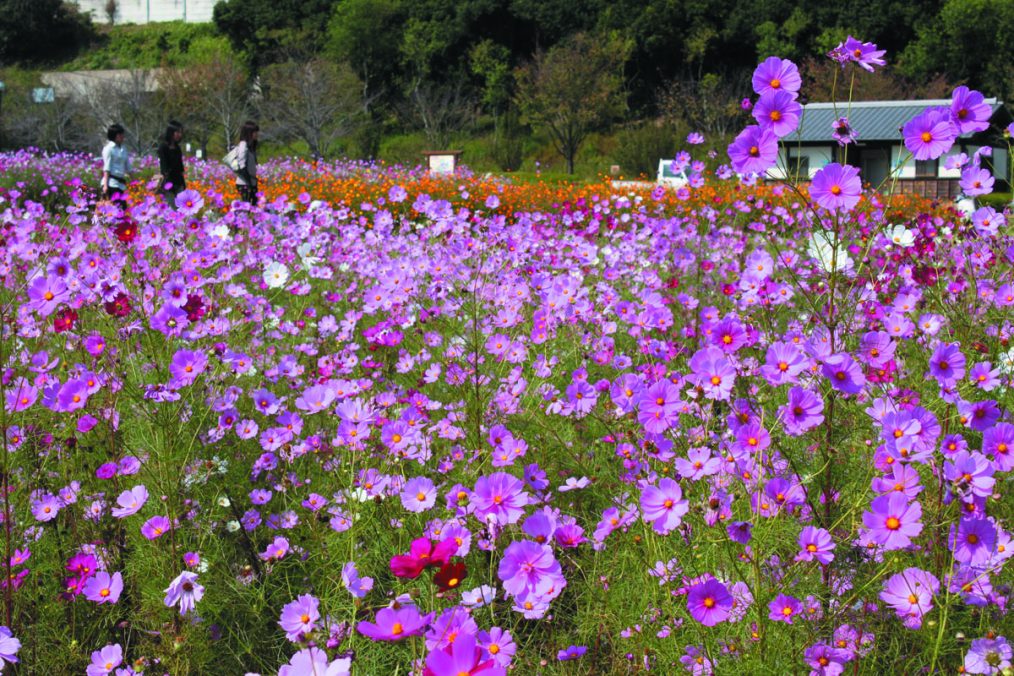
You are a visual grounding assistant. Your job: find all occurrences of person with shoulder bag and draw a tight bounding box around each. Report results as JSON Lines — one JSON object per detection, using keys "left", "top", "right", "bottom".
{"left": 234, "top": 121, "right": 260, "bottom": 205}
{"left": 156, "top": 120, "right": 186, "bottom": 204}
{"left": 101, "top": 123, "right": 131, "bottom": 207}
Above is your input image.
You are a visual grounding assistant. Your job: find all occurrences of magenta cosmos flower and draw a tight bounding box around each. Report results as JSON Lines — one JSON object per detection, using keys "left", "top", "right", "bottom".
{"left": 728, "top": 125, "right": 779, "bottom": 175}
{"left": 640, "top": 478, "right": 689, "bottom": 534}
{"left": 753, "top": 90, "right": 802, "bottom": 137}
{"left": 688, "top": 347, "right": 736, "bottom": 401}
{"left": 279, "top": 648, "right": 351, "bottom": 676}
{"left": 768, "top": 594, "right": 803, "bottom": 624}
{"left": 752, "top": 56, "right": 801, "bottom": 97}
{"left": 83, "top": 571, "right": 123, "bottom": 604}
{"left": 903, "top": 107, "right": 957, "bottom": 160}
{"left": 686, "top": 578, "right": 734, "bottom": 626}
{"left": 424, "top": 634, "right": 506, "bottom": 676}
{"left": 279, "top": 593, "right": 320, "bottom": 641}
{"left": 470, "top": 473, "right": 529, "bottom": 526}
{"left": 810, "top": 163, "right": 862, "bottom": 211}
{"left": 357, "top": 606, "right": 431, "bottom": 641}
{"left": 795, "top": 526, "right": 836, "bottom": 565}
{"left": 862, "top": 493, "right": 923, "bottom": 550}
{"left": 164, "top": 571, "right": 204, "bottom": 615}
{"left": 390, "top": 537, "right": 457, "bottom": 579}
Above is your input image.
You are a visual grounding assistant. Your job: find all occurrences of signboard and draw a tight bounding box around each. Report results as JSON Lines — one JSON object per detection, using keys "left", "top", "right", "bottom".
{"left": 422, "top": 150, "right": 462, "bottom": 176}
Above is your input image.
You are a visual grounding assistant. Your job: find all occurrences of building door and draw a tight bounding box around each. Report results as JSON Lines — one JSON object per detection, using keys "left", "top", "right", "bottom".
{"left": 858, "top": 148, "right": 889, "bottom": 190}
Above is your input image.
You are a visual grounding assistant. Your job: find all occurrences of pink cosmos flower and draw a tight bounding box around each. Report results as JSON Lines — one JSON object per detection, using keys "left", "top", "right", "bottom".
{"left": 111, "top": 485, "right": 148, "bottom": 518}
{"left": 357, "top": 606, "right": 431, "bottom": 641}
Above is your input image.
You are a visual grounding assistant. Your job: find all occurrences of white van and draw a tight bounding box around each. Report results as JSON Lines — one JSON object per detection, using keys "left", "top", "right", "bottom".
{"left": 657, "top": 159, "right": 689, "bottom": 188}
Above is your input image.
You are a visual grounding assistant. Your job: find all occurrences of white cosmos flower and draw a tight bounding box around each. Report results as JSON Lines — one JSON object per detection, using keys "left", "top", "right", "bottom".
{"left": 885, "top": 224, "right": 915, "bottom": 248}
{"left": 296, "top": 243, "right": 320, "bottom": 268}
{"left": 263, "top": 261, "right": 290, "bottom": 289}
{"left": 210, "top": 224, "right": 231, "bottom": 240}
{"left": 998, "top": 348, "right": 1014, "bottom": 376}
{"left": 807, "top": 230, "right": 854, "bottom": 274}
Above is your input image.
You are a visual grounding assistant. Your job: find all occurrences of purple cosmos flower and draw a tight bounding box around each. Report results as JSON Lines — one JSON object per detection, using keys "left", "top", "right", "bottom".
{"left": 27, "top": 274, "right": 69, "bottom": 316}
{"left": 949, "top": 517, "right": 996, "bottom": 565}
{"left": 842, "top": 36, "right": 886, "bottom": 71}
{"left": 928, "top": 342, "right": 966, "bottom": 387}
{"left": 903, "top": 107, "right": 957, "bottom": 160}
{"left": 687, "top": 132, "right": 704, "bottom": 144}
{"left": 32, "top": 493, "right": 62, "bottom": 522}
{"left": 862, "top": 493, "right": 923, "bottom": 550}
{"left": 279, "top": 594, "right": 320, "bottom": 641}
{"left": 341, "top": 561, "right": 374, "bottom": 598}
{"left": 141, "top": 515, "right": 171, "bottom": 540}
{"left": 4, "top": 378, "right": 38, "bottom": 413}
{"left": 810, "top": 163, "right": 862, "bottom": 211}
{"left": 964, "top": 636, "right": 1012, "bottom": 674}
{"left": 636, "top": 379, "right": 683, "bottom": 433}
{"left": 944, "top": 451, "right": 995, "bottom": 500}
{"left": 169, "top": 349, "right": 208, "bottom": 388}
{"left": 796, "top": 526, "right": 836, "bottom": 565}
{"left": 261, "top": 536, "right": 290, "bottom": 561}
{"left": 86, "top": 643, "right": 121, "bottom": 676}
{"left": 83, "top": 571, "right": 123, "bottom": 604}
{"left": 557, "top": 645, "right": 588, "bottom": 661}
{"left": 728, "top": 125, "right": 780, "bottom": 175}
{"left": 831, "top": 116, "right": 857, "bottom": 146}
{"left": 753, "top": 90, "right": 802, "bottom": 137}
{"left": 111, "top": 485, "right": 148, "bottom": 518}
{"left": 768, "top": 594, "right": 802, "bottom": 624}
{"left": 686, "top": 578, "right": 734, "bottom": 626}
{"left": 804, "top": 642, "right": 849, "bottom": 676}
{"left": 401, "top": 476, "right": 437, "bottom": 513}
{"left": 640, "top": 478, "right": 689, "bottom": 534}
{"left": 164, "top": 571, "right": 204, "bottom": 615}
{"left": 960, "top": 166, "right": 994, "bottom": 196}
{"left": 278, "top": 648, "right": 351, "bottom": 676}
{"left": 688, "top": 347, "right": 736, "bottom": 401}
{"left": 779, "top": 386, "right": 825, "bottom": 436}
{"left": 950, "top": 86, "right": 993, "bottom": 134}
{"left": 983, "top": 423, "right": 1013, "bottom": 471}
{"left": 761, "top": 341, "right": 808, "bottom": 385}
{"left": 821, "top": 354, "right": 866, "bottom": 395}
{"left": 499, "top": 540, "right": 565, "bottom": 600}
{"left": 174, "top": 189, "right": 204, "bottom": 215}
{"left": 752, "top": 56, "right": 801, "bottom": 97}
{"left": 471, "top": 473, "right": 529, "bottom": 526}
{"left": 357, "top": 606, "right": 431, "bottom": 641}
{"left": 879, "top": 567, "right": 939, "bottom": 629}
{"left": 424, "top": 633, "right": 506, "bottom": 676}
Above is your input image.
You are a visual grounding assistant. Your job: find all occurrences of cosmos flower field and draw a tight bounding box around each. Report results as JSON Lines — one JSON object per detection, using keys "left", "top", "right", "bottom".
{"left": 1, "top": 51, "right": 1013, "bottom": 675}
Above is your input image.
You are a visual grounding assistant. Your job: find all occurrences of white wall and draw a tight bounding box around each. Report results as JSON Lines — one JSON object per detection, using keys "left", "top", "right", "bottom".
{"left": 768, "top": 146, "right": 835, "bottom": 180}
{"left": 70, "top": 0, "right": 216, "bottom": 24}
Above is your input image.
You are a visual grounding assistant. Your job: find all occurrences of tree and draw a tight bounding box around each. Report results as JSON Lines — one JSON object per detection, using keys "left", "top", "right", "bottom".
{"left": 213, "top": 0, "right": 335, "bottom": 67}
{"left": 657, "top": 73, "right": 747, "bottom": 138}
{"left": 403, "top": 79, "right": 475, "bottom": 149}
{"left": 81, "top": 70, "right": 163, "bottom": 154}
{"left": 259, "top": 59, "right": 365, "bottom": 159}
{"left": 514, "top": 32, "right": 629, "bottom": 173}
{"left": 0, "top": 0, "right": 94, "bottom": 65}
{"left": 899, "top": 0, "right": 1014, "bottom": 103}
{"left": 326, "top": 0, "right": 405, "bottom": 111}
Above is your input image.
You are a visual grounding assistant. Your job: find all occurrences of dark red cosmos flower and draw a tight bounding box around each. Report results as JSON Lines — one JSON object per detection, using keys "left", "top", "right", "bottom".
{"left": 104, "top": 293, "right": 131, "bottom": 317}
{"left": 433, "top": 561, "right": 467, "bottom": 592}
{"left": 182, "top": 294, "right": 206, "bottom": 322}
{"left": 114, "top": 220, "right": 137, "bottom": 243}
{"left": 53, "top": 307, "right": 78, "bottom": 333}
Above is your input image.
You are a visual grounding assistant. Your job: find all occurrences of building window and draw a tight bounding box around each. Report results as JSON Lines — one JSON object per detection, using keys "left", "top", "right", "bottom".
{"left": 914, "top": 158, "right": 938, "bottom": 178}
{"left": 787, "top": 150, "right": 809, "bottom": 178}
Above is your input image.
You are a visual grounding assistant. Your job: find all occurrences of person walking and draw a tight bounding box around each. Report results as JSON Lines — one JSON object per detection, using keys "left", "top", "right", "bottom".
{"left": 234, "top": 120, "right": 259, "bottom": 204}
{"left": 101, "top": 123, "right": 131, "bottom": 205}
{"left": 157, "top": 120, "right": 186, "bottom": 203}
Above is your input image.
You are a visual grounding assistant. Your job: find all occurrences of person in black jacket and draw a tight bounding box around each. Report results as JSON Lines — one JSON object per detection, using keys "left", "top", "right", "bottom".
{"left": 235, "top": 120, "right": 259, "bottom": 204}
{"left": 157, "top": 120, "right": 186, "bottom": 203}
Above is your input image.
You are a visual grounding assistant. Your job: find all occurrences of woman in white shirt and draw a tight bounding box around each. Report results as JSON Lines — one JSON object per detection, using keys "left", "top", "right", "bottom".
{"left": 101, "top": 123, "right": 131, "bottom": 205}
{"left": 234, "top": 120, "right": 260, "bottom": 204}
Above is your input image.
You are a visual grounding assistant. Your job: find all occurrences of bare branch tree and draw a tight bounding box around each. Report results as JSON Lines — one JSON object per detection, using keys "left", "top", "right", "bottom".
{"left": 81, "top": 69, "right": 162, "bottom": 154}
{"left": 403, "top": 78, "right": 475, "bottom": 149}
{"left": 259, "top": 58, "right": 365, "bottom": 159}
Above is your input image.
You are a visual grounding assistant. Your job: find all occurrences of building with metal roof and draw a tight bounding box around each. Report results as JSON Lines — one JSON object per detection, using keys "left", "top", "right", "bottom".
{"left": 769, "top": 99, "right": 1011, "bottom": 200}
